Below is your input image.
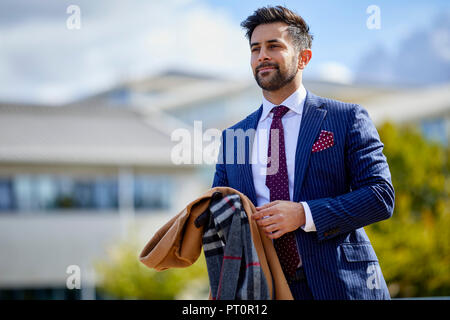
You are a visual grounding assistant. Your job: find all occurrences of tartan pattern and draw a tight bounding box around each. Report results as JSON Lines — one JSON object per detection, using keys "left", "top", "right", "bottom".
{"left": 202, "top": 193, "right": 270, "bottom": 300}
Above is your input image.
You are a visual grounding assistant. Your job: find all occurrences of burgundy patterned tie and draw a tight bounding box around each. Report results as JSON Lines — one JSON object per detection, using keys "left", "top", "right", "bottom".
{"left": 265, "top": 105, "right": 300, "bottom": 279}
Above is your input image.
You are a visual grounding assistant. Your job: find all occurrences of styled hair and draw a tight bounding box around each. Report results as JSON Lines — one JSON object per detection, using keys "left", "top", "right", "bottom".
{"left": 240, "top": 5, "right": 313, "bottom": 52}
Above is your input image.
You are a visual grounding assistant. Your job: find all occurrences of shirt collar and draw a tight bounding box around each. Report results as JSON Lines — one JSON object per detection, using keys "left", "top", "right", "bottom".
{"left": 260, "top": 84, "right": 306, "bottom": 122}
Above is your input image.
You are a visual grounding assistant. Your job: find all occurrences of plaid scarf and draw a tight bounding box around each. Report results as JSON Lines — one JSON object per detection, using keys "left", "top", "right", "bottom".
{"left": 195, "top": 192, "right": 270, "bottom": 300}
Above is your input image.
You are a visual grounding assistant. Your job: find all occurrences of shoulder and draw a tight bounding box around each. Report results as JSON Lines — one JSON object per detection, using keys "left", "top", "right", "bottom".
{"left": 310, "top": 92, "right": 363, "bottom": 114}
{"left": 308, "top": 91, "right": 371, "bottom": 126}
{"left": 224, "top": 105, "right": 263, "bottom": 131}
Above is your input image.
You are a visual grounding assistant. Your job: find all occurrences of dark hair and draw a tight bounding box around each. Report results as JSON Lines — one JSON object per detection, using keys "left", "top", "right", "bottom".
{"left": 240, "top": 5, "right": 313, "bottom": 52}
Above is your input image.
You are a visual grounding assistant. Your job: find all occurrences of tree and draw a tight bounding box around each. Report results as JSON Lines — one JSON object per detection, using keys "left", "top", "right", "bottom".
{"left": 94, "top": 233, "right": 209, "bottom": 300}
{"left": 366, "top": 121, "right": 450, "bottom": 297}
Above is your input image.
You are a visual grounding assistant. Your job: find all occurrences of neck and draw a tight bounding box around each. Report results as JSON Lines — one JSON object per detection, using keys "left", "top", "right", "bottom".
{"left": 262, "top": 74, "right": 303, "bottom": 105}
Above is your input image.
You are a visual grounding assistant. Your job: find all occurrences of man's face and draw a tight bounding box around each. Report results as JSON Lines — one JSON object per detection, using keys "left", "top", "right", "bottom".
{"left": 250, "top": 22, "right": 300, "bottom": 91}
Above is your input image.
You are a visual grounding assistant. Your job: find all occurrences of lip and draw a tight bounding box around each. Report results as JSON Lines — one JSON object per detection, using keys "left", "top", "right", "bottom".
{"left": 258, "top": 66, "right": 275, "bottom": 73}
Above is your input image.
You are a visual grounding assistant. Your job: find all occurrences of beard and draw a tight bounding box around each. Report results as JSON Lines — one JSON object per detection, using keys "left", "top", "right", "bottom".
{"left": 254, "top": 56, "right": 298, "bottom": 91}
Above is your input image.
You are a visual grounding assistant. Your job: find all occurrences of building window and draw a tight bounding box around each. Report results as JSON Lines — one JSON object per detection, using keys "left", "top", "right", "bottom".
{"left": 134, "top": 175, "right": 171, "bottom": 210}
{"left": 0, "top": 173, "right": 172, "bottom": 213}
{"left": 0, "top": 178, "right": 15, "bottom": 211}
{"left": 0, "top": 287, "right": 82, "bottom": 300}
{"left": 11, "top": 174, "right": 119, "bottom": 211}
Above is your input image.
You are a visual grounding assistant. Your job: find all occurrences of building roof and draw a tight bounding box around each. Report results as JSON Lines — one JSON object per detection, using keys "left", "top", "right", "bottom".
{"left": 0, "top": 102, "right": 183, "bottom": 166}
{"left": 362, "top": 83, "right": 450, "bottom": 124}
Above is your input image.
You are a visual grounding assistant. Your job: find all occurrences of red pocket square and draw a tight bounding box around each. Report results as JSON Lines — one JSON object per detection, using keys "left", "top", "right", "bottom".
{"left": 312, "top": 130, "right": 334, "bottom": 152}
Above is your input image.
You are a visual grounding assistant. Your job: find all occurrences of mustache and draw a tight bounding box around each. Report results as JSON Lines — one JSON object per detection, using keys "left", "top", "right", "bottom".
{"left": 256, "top": 63, "right": 278, "bottom": 72}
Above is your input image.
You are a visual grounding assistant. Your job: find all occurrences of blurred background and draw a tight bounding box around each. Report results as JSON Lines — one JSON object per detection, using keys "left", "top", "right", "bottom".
{"left": 0, "top": 0, "right": 448, "bottom": 300}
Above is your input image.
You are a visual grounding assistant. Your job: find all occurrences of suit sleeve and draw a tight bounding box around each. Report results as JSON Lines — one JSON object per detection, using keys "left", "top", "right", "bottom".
{"left": 212, "top": 130, "right": 229, "bottom": 188}
{"left": 306, "top": 104, "right": 395, "bottom": 241}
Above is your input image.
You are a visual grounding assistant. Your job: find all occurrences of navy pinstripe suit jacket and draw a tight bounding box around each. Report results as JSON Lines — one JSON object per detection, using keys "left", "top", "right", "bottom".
{"left": 212, "top": 90, "right": 395, "bottom": 300}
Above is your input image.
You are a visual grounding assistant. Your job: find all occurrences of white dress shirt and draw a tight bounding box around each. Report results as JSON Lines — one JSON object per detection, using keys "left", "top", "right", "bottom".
{"left": 251, "top": 84, "right": 316, "bottom": 232}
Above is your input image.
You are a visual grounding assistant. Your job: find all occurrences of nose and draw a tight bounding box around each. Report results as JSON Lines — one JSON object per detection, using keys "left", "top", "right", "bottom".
{"left": 257, "top": 47, "right": 271, "bottom": 62}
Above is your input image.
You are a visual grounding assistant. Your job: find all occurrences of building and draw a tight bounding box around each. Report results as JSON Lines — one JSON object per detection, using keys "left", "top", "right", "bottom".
{"left": 0, "top": 93, "right": 207, "bottom": 299}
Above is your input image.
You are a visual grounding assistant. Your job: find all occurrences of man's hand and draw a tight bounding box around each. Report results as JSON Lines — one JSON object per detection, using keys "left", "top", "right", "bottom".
{"left": 252, "top": 200, "right": 306, "bottom": 239}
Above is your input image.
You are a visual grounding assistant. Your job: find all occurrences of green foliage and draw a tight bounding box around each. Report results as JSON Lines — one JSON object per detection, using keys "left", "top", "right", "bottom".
{"left": 366, "top": 121, "right": 450, "bottom": 298}
{"left": 94, "top": 234, "right": 209, "bottom": 300}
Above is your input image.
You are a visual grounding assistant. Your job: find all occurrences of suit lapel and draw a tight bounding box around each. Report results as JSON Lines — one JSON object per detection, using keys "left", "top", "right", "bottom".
{"left": 238, "top": 105, "right": 263, "bottom": 205}
{"left": 293, "top": 91, "right": 327, "bottom": 202}
{"left": 237, "top": 91, "right": 326, "bottom": 205}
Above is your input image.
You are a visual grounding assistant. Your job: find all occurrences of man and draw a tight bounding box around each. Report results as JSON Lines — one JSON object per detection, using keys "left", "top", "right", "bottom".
{"left": 211, "top": 5, "right": 395, "bottom": 300}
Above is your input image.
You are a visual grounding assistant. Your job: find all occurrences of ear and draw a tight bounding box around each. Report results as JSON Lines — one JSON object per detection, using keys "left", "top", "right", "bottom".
{"left": 298, "top": 49, "right": 312, "bottom": 70}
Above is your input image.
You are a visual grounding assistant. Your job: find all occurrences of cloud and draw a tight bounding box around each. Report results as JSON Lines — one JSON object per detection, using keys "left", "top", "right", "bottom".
{"left": 355, "top": 11, "right": 450, "bottom": 86}
{"left": 0, "top": 0, "right": 250, "bottom": 105}
{"left": 316, "top": 61, "right": 354, "bottom": 84}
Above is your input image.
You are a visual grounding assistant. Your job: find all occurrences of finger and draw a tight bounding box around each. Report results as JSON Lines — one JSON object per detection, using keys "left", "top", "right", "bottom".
{"left": 255, "top": 206, "right": 277, "bottom": 218}
{"left": 266, "top": 229, "right": 284, "bottom": 239}
{"left": 256, "top": 215, "right": 275, "bottom": 227}
{"left": 262, "top": 223, "right": 278, "bottom": 234}
{"left": 252, "top": 206, "right": 275, "bottom": 220}
{"left": 256, "top": 200, "right": 279, "bottom": 211}
{"left": 251, "top": 211, "right": 263, "bottom": 220}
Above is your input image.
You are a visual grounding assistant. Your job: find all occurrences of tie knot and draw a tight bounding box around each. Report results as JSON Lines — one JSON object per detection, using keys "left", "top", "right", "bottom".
{"left": 271, "top": 105, "right": 290, "bottom": 119}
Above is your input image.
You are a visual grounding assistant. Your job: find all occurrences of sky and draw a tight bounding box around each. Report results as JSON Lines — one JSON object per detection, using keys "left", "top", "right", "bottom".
{"left": 0, "top": 0, "right": 449, "bottom": 105}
